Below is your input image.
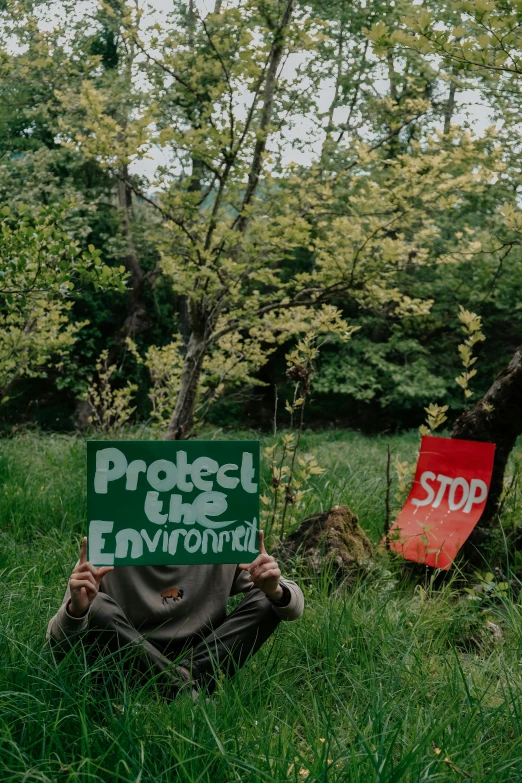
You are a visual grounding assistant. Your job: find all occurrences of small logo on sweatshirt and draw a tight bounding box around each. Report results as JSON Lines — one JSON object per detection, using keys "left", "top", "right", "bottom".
{"left": 161, "top": 587, "right": 184, "bottom": 605}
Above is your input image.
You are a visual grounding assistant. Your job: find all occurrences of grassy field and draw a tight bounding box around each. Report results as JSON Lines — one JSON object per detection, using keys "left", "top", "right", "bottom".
{"left": 1, "top": 429, "right": 522, "bottom": 781}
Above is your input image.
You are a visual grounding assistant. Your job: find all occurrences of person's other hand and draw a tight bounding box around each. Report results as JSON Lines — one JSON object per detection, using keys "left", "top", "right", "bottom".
{"left": 238, "top": 530, "right": 283, "bottom": 601}
{"left": 67, "top": 537, "right": 114, "bottom": 618}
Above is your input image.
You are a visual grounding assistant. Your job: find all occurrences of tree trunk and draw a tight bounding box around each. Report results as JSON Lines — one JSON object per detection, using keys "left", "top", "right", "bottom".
{"left": 443, "top": 40, "right": 460, "bottom": 137}
{"left": 233, "top": 0, "right": 295, "bottom": 234}
{"left": 452, "top": 344, "right": 522, "bottom": 525}
{"left": 74, "top": 169, "right": 149, "bottom": 429}
{"left": 164, "top": 330, "right": 207, "bottom": 440}
{"left": 117, "top": 168, "right": 151, "bottom": 340}
{"left": 164, "top": 0, "right": 295, "bottom": 438}
{"left": 443, "top": 78, "right": 457, "bottom": 136}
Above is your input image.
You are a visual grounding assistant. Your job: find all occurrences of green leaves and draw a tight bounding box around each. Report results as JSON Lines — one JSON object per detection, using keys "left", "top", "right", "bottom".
{"left": 420, "top": 403, "right": 449, "bottom": 436}
{"left": 365, "top": 21, "right": 390, "bottom": 42}
{"left": 455, "top": 306, "right": 485, "bottom": 401}
{"left": 0, "top": 203, "right": 127, "bottom": 398}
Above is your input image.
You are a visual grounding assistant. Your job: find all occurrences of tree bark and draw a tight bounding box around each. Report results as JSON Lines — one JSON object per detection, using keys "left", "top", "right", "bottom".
{"left": 164, "top": 329, "right": 207, "bottom": 440}
{"left": 234, "top": 0, "right": 295, "bottom": 234}
{"left": 443, "top": 78, "right": 457, "bottom": 136}
{"left": 117, "top": 167, "right": 150, "bottom": 340}
{"left": 443, "top": 41, "right": 460, "bottom": 137}
{"left": 452, "top": 344, "right": 522, "bottom": 525}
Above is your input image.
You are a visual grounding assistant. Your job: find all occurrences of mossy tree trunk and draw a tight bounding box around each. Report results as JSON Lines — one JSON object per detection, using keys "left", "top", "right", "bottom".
{"left": 452, "top": 344, "right": 522, "bottom": 526}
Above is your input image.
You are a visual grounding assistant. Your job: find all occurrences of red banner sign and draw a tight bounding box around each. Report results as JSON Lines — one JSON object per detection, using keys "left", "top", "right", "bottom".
{"left": 388, "top": 435, "right": 496, "bottom": 569}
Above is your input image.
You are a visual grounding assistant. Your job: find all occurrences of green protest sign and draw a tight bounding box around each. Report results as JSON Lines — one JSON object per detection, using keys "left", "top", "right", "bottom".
{"left": 87, "top": 440, "right": 260, "bottom": 566}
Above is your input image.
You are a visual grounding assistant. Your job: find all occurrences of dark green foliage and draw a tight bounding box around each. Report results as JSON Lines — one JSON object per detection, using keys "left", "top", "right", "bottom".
{"left": 89, "top": 29, "right": 119, "bottom": 70}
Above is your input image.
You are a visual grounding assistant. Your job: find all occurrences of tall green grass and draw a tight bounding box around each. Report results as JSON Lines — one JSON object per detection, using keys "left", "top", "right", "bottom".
{"left": 1, "top": 430, "right": 522, "bottom": 781}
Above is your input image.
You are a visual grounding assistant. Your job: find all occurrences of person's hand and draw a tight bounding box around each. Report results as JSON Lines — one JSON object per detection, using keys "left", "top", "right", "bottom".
{"left": 239, "top": 530, "right": 283, "bottom": 601}
{"left": 67, "top": 537, "right": 114, "bottom": 618}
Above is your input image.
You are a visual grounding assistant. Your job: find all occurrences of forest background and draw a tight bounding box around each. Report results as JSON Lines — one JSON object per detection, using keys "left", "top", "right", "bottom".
{"left": 2, "top": 0, "right": 522, "bottom": 440}
{"left": 5, "top": 3, "right": 522, "bottom": 780}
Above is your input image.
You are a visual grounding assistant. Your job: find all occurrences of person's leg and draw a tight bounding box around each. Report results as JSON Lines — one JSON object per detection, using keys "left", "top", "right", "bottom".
{"left": 179, "top": 589, "right": 281, "bottom": 691}
{"left": 63, "top": 592, "right": 190, "bottom": 697}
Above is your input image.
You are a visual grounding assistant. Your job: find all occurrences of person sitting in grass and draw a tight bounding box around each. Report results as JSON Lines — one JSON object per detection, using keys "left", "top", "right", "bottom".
{"left": 47, "top": 530, "right": 304, "bottom": 698}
